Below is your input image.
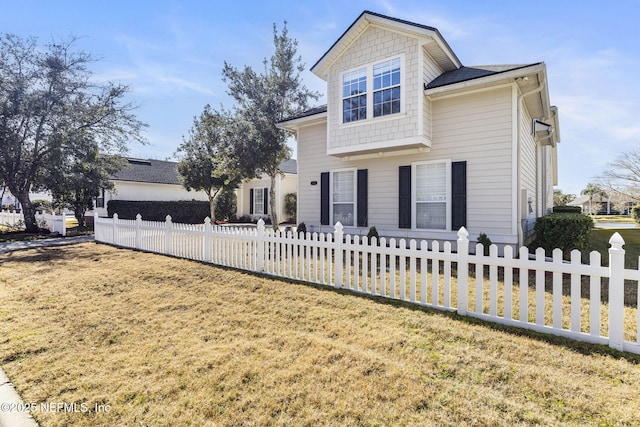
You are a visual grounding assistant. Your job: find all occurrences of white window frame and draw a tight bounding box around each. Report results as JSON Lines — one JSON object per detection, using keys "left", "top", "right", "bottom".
{"left": 253, "top": 187, "right": 265, "bottom": 215}
{"left": 411, "top": 160, "right": 451, "bottom": 231}
{"left": 330, "top": 168, "right": 357, "bottom": 227}
{"left": 339, "top": 54, "right": 405, "bottom": 126}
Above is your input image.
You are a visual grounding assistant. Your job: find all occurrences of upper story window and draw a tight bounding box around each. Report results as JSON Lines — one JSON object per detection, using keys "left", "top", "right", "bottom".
{"left": 373, "top": 58, "right": 401, "bottom": 117}
{"left": 341, "top": 56, "right": 402, "bottom": 124}
{"left": 342, "top": 68, "right": 367, "bottom": 123}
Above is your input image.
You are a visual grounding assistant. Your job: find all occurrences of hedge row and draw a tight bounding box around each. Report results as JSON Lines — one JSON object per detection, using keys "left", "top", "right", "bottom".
{"left": 533, "top": 213, "right": 593, "bottom": 256}
{"left": 552, "top": 205, "right": 582, "bottom": 213}
{"left": 107, "top": 200, "right": 211, "bottom": 224}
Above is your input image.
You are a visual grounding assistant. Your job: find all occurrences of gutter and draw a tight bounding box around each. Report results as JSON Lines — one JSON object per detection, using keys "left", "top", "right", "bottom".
{"left": 516, "top": 75, "right": 547, "bottom": 245}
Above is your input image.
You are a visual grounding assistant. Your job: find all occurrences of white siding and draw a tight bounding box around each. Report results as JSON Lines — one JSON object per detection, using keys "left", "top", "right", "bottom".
{"left": 237, "top": 174, "right": 297, "bottom": 222}
{"left": 297, "top": 86, "right": 517, "bottom": 244}
{"left": 519, "top": 99, "right": 538, "bottom": 219}
{"left": 422, "top": 47, "right": 443, "bottom": 141}
{"left": 431, "top": 87, "right": 514, "bottom": 239}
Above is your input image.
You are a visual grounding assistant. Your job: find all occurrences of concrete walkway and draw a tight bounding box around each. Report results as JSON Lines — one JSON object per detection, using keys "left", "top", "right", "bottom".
{"left": 0, "top": 234, "right": 94, "bottom": 427}
{"left": 0, "top": 235, "right": 94, "bottom": 255}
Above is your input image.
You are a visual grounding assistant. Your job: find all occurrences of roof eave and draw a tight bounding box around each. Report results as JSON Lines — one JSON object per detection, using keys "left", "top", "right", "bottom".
{"left": 424, "top": 63, "right": 546, "bottom": 96}
{"left": 311, "top": 11, "right": 461, "bottom": 80}
{"left": 277, "top": 111, "right": 327, "bottom": 131}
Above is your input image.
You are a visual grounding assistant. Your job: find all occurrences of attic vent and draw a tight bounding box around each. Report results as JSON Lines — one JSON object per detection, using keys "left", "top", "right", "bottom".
{"left": 128, "top": 158, "right": 152, "bottom": 166}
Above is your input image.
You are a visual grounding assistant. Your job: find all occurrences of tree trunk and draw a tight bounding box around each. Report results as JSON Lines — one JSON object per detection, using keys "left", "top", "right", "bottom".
{"left": 269, "top": 174, "right": 278, "bottom": 230}
{"left": 74, "top": 207, "right": 86, "bottom": 228}
{"left": 208, "top": 189, "right": 220, "bottom": 223}
{"left": 15, "top": 191, "right": 38, "bottom": 233}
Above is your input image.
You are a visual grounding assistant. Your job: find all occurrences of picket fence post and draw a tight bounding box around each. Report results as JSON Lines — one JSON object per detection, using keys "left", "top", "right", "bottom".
{"left": 334, "top": 222, "right": 344, "bottom": 288}
{"left": 256, "top": 219, "right": 265, "bottom": 272}
{"left": 203, "top": 217, "right": 212, "bottom": 262}
{"left": 457, "top": 227, "right": 470, "bottom": 316}
{"left": 608, "top": 232, "right": 625, "bottom": 351}
{"left": 165, "top": 215, "right": 173, "bottom": 255}
{"left": 112, "top": 213, "right": 118, "bottom": 244}
{"left": 135, "top": 214, "right": 142, "bottom": 249}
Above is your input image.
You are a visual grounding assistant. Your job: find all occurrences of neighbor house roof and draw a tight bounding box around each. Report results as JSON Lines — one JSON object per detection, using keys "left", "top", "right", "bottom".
{"left": 112, "top": 158, "right": 298, "bottom": 185}
{"left": 112, "top": 158, "right": 182, "bottom": 185}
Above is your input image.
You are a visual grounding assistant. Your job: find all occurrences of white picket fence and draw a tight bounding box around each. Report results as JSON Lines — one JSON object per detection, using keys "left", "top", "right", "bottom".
{"left": 0, "top": 210, "right": 67, "bottom": 236}
{"left": 94, "top": 213, "right": 640, "bottom": 354}
{"left": 0, "top": 210, "right": 23, "bottom": 227}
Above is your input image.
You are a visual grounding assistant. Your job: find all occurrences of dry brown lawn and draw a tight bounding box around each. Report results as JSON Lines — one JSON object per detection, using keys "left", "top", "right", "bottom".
{"left": 0, "top": 242, "right": 639, "bottom": 426}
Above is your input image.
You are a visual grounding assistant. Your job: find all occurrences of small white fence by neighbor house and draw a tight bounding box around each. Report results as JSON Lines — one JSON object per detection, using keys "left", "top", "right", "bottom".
{"left": 94, "top": 213, "right": 640, "bottom": 354}
{"left": 0, "top": 210, "right": 67, "bottom": 236}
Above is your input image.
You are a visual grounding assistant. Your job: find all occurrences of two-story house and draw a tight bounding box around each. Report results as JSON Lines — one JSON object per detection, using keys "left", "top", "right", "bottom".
{"left": 278, "top": 10, "right": 560, "bottom": 248}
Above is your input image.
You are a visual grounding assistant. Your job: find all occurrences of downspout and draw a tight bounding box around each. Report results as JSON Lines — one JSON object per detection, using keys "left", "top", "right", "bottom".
{"left": 516, "top": 76, "right": 546, "bottom": 245}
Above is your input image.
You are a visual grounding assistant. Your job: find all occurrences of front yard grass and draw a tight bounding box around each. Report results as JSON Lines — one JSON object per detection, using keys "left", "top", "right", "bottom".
{"left": 1, "top": 243, "right": 640, "bottom": 426}
{"left": 589, "top": 227, "right": 640, "bottom": 269}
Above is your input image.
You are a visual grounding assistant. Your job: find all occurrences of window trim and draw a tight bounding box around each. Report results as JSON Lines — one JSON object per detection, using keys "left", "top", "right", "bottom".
{"left": 329, "top": 168, "right": 357, "bottom": 227}
{"left": 411, "top": 160, "right": 452, "bottom": 231}
{"left": 339, "top": 54, "right": 405, "bottom": 126}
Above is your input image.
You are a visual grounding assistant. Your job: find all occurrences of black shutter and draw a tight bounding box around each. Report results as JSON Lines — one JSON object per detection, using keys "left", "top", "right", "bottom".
{"left": 263, "top": 188, "right": 269, "bottom": 215}
{"left": 357, "top": 169, "right": 368, "bottom": 227}
{"left": 249, "top": 188, "right": 254, "bottom": 214}
{"left": 398, "top": 166, "right": 411, "bottom": 228}
{"left": 452, "top": 161, "right": 467, "bottom": 230}
{"left": 320, "top": 172, "right": 329, "bottom": 225}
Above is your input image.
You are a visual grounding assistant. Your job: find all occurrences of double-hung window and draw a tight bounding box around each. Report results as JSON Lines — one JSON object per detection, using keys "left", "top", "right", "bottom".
{"left": 414, "top": 162, "right": 449, "bottom": 230}
{"left": 373, "top": 58, "right": 401, "bottom": 117}
{"left": 342, "top": 68, "right": 367, "bottom": 123}
{"left": 341, "top": 56, "right": 402, "bottom": 124}
{"left": 253, "top": 188, "right": 265, "bottom": 215}
{"left": 331, "top": 170, "right": 356, "bottom": 226}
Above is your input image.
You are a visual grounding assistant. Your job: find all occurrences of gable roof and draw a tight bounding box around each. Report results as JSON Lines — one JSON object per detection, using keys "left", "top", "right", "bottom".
{"left": 112, "top": 158, "right": 298, "bottom": 185}
{"left": 426, "top": 63, "right": 542, "bottom": 89}
{"left": 311, "top": 10, "right": 461, "bottom": 80}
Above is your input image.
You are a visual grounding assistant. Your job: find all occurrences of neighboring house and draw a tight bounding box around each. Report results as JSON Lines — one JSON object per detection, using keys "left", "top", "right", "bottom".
{"left": 93, "top": 157, "right": 298, "bottom": 222}
{"left": 278, "top": 10, "right": 560, "bottom": 248}
{"left": 91, "top": 158, "right": 210, "bottom": 217}
{"left": 235, "top": 159, "right": 298, "bottom": 223}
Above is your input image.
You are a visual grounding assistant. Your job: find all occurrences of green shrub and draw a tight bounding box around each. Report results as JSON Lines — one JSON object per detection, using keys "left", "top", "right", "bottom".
{"left": 284, "top": 193, "right": 297, "bottom": 222}
{"left": 32, "top": 199, "right": 53, "bottom": 213}
{"left": 532, "top": 213, "right": 593, "bottom": 256}
{"left": 552, "top": 205, "right": 582, "bottom": 214}
{"left": 297, "top": 222, "right": 306, "bottom": 237}
{"left": 477, "top": 232, "right": 492, "bottom": 256}
{"left": 367, "top": 226, "right": 379, "bottom": 245}
{"left": 631, "top": 205, "right": 640, "bottom": 224}
{"left": 107, "top": 200, "right": 210, "bottom": 224}
{"left": 214, "top": 190, "right": 237, "bottom": 222}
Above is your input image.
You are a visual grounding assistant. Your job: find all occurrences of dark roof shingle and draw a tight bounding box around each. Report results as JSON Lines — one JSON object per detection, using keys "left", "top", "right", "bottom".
{"left": 426, "top": 63, "right": 541, "bottom": 89}
{"left": 112, "top": 158, "right": 181, "bottom": 185}
{"left": 112, "top": 157, "right": 298, "bottom": 185}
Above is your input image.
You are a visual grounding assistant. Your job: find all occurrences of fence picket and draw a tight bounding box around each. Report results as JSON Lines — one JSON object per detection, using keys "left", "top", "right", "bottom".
{"left": 535, "top": 248, "right": 546, "bottom": 326}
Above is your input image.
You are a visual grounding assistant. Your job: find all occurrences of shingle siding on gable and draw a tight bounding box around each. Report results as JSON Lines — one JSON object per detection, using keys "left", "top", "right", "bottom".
{"left": 326, "top": 25, "right": 421, "bottom": 151}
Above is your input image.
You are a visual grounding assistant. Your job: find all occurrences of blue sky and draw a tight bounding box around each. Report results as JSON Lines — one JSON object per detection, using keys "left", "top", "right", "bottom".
{"left": 2, "top": 0, "right": 639, "bottom": 196}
